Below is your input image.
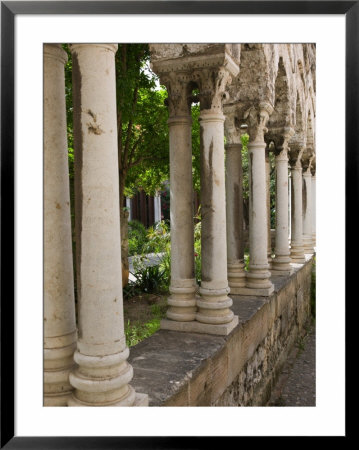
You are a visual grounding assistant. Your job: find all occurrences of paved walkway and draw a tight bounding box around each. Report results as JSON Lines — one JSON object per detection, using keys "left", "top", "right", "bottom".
{"left": 268, "top": 323, "right": 316, "bottom": 406}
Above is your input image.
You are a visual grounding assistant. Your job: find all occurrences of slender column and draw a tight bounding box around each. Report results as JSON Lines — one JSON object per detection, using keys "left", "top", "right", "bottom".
{"left": 193, "top": 66, "right": 238, "bottom": 334}
{"left": 68, "top": 44, "right": 147, "bottom": 406}
{"left": 197, "top": 110, "right": 235, "bottom": 326}
{"left": 271, "top": 145, "right": 292, "bottom": 275}
{"left": 241, "top": 103, "right": 274, "bottom": 296}
{"left": 302, "top": 157, "right": 314, "bottom": 254}
{"left": 265, "top": 147, "right": 273, "bottom": 267}
{"left": 311, "top": 169, "right": 316, "bottom": 247}
{"left": 224, "top": 115, "right": 246, "bottom": 294}
{"left": 166, "top": 115, "right": 197, "bottom": 322}
{"left": 154, "top": 192, "right": 161, "bottom": 223}
{"left": 289, "top": 148, "right": 305, "bottom": 263}
{"left": 158, "top": 73, "right": 197, "bottom": 329}
{"left": 44, "top": 44, "right": 77, "bottom": 406}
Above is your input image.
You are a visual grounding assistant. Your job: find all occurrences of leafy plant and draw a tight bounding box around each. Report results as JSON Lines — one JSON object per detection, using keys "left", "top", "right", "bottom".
{"left": 132, "top": 259, "right": 166, "bottom": 294}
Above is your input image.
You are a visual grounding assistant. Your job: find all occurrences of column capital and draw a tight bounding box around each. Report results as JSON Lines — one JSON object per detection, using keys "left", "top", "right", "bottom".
{"left": 193, "top": 66, "right": 233, "bottom": 114}
{"left": 267, "top": 126, "right": 295, "bottom": 157}
{"left": 289, "top": 145, "right": 304, "bottom": 169}
{"left": 243, "top": 102, "right": 273, "bottom": 143}
{"left": 160, "top": 71, "right": 192, "bottom": 117}
{"left": 43, "top": 44, "right": 68, "bottom": 65}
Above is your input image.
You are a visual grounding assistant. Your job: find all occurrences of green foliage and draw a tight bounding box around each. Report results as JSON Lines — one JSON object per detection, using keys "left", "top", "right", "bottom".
{"left": 133, "top": 264, "right": 166, "bottom": 294}
{"left": 116, "top": 44, "right": 170, "bottom": 201}
{"left": 194, "top": 214, "right": 202, "bottom": 285}
{"left": 125, "top": 317, "right": 162, "bottom": 347}
{"left": 143, "top": 221, "right": 170, "bottom": 254}
{"left": 191, "top": 103, "right": 201, "bottom": 193}
{"left": 128, "top": 220, "right": 147, "bottom": 255}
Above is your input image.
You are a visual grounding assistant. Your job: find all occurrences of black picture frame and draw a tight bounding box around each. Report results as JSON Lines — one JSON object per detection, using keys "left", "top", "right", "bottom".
{"left": 1, "top": 1, "right": 353, "bottom": 447}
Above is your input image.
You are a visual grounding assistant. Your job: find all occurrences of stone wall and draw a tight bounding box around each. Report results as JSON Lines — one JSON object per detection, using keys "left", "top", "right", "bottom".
{"left": 129, "top": 256, "right": 313, "bottom": 406}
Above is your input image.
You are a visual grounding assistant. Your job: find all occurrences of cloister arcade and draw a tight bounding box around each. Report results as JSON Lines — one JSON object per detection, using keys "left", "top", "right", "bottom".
{"left": 44, "top": 43, "right": 316, "bottom": 407}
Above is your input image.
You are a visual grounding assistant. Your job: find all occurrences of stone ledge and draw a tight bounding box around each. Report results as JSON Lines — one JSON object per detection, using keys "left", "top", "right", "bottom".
{"left": 129, "top": 255, "right": 314, "bottom": 406}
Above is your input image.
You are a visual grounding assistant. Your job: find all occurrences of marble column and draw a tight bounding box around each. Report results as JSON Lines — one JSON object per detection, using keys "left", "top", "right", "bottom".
{"left": 302, "top": 156, "right": 315, "bottom": 254}
{"left": 311, "top": 167, "right": 316, "bottom": 247}
{"left": 158, "top": 74, "right": 197, "bottom": 333}
{"left": 265, "top": 147, "right": 273, "bottom": 267}
{"left": 241, "top": 104, "right": 274, "bottom": 296}
{"left": 224, "top": 115, "right": 246, "bottom": 294}
{"left": 68, "top": 44, "right": 147, "bottom": 406}
{"left": 44, "top": 44, "right": 77, "bottom": 406}
{"left": 289, "top": 148, "right": 305, "bottom": 263}
{"left": 271, "top": 140, "right": 293, "bottom": 276}
{"left": 193, "top": 67, "right": 238, "bottom": 335}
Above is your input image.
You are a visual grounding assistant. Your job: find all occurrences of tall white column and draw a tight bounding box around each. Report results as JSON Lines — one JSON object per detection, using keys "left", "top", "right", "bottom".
{"left": 197, "top": 110, "right": 237, "bottom": 330}
{"left": 44, "top": 44, "right": 77, "bottom": 406}
{"left": 265, "top": 147, "right": 273, "bottom": 267}
{"left": 158, "top": 73, "right": 197, "bottom": 330}
{"left": 271, "top": 151, "right": 292, "bottom": 274}
{"left": 154, "top": 192, "right": 162, "bottom": 223}
{"left": 68, "top": 44, "right": 147, "bottom": 406}
{"left": 271, "top": 133, "right": 293, "bottom": 276}
{"left": 311, "top": 169, "right": 316, "bottom": 247}
{"left": 240, "top": 104, "right": 274, "bottom": 296}
{"left": 224, "top": 114, "right": 246, "bottom": 294}
{"left": 289, "top": 148, "right": 305, "bottom": 263}
{"left": 302, "top": 157, "right": 314, "bottom": 254}
{"left": 166, "top": 114, "right": 197, "bottom": 322}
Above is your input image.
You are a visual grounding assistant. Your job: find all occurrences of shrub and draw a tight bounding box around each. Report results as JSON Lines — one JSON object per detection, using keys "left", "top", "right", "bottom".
{"left": 128, "top": 220, "right": 147, "bottom": 255}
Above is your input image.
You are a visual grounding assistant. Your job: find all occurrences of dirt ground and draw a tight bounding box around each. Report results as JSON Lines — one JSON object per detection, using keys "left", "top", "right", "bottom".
{"left": 123, "top": 293, "right": 167, "bottom": 325}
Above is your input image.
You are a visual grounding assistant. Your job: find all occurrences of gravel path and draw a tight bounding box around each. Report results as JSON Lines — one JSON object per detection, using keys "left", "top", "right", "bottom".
{"left": 268, "top": 324, "right": 316, "bottom": 406}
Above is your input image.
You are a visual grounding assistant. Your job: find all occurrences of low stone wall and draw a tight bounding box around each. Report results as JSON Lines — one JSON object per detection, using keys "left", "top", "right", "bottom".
{"left": 129, "top": 255, "right": 313, "bottom": 406}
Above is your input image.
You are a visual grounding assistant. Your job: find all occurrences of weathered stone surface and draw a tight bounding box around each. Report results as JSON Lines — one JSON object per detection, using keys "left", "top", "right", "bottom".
{"left": 130, "top": 258, "right": 313, "bottom": 406}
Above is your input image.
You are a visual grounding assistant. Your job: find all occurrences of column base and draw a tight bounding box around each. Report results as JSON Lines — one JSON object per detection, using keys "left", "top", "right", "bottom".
{"left": 161, "top": 315, "right": 238, "bottom": 336}
{"left": 68, "top": 392, "right": 148, "bottom": 407}
{"left": 44, "top": 391, "right": 73, "bottom": 406}
{"left": 234, "top": 285, "right": 274, "bottom": 297}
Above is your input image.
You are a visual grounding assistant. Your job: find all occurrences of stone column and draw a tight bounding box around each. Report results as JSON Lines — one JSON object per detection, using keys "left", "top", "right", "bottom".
{"left": 44, "top": 44, "right": 77, "bottom": 406}
{"left": 265, "top": 147, "right": 273, "bottom": 267}
{"left": 68, "top": 44, "right": 147, "bottom": 406}
{"left": 271, "top": 130, "right": 294, "bottom": 276}
{"left": 224, "top": 114, "right": 246, "bottom": 294}
{"left": 302, "top": 156, "right": 315, "bottom": 254}
{"left": 311, "top": 163, "right": 316, "bottom": 247}
{"left": 194, "top": 67, "right": 238, "bottom": 335}
{"left": 289, "top": 148, "right": 305, "bottom": 263}
{"left": 160, "top": 73, "right": 197, "bottom": 328}
{"left": 241, "top": 103, "right": 274, "bottom": 296}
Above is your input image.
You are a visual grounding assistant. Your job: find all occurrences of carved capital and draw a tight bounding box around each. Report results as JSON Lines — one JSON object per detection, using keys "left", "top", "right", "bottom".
{"left": 302, "top": 148, "right": 314, "bottom": 173}
{"left": 224, "top": 111, "right": 241, "bottom": 145}
{"left": 160, "top": 71, "right": 192, "bottom": 117}
{"left": 193, "top": 66, "right": 233, "bottom": 113}
{"left": 289, "top": 146, "right": 304, "bottom": 169}
{"left": 267, "top": 126, "right": 295, "bottom": 157}
{"left": 243, "top": 102, "right": 273, "bottom": 143}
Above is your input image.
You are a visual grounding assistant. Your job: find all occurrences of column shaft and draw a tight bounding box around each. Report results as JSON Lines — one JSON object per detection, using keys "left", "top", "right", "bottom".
{"left": 68, "top": 44, "right": 147, "bottom": 406}
{"left": 225, "top": 143, "right": 246, "bottom": 292}
{"left": 312, "top": 175, "right": 316, "bottom": 246}
{"left": 44, "top": 44, "right": 77, "bottom": 406}
{"left": 271, "top": 151, "right": 292, "bottom": 275}
{"left": 166, "top": 116, "right": 197, "bottom": 322}
{"left": 302, "top": 169, "right": 314, "bottom": 253}
{"left": 290, "top": 166, "right": 305, "bottom": 262}
{"left": 246, "top": 142, "right": 274, "bottom": 295}
{"left": 265, "top": 148, "right": 273, "bottom": 266}
{"left": 197, "top": 111, "right": 235, "bottom": 326}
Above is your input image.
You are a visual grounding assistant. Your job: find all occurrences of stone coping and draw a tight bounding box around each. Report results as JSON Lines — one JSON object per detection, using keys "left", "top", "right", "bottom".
{"left": 128, "top": 254, "right": 314, "bottom": 406}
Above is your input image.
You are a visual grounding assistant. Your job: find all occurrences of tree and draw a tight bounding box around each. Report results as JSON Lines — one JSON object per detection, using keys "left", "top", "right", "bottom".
{"left": 64, "top": 44, "right": 170, "bottom": 286}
